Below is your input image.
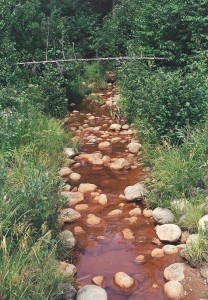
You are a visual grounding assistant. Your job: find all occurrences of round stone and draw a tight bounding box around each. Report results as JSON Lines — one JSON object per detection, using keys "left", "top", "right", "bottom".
{"left": 152, "top": 207, "right": 175, "bottom": 224}
{"left": 163, "top": 244, "right": 179, "bottom": 255}
{"left": 156, "top": 224, "right": 181, "bottom": 242}
{"left": 143, "top": 209, "right": 153, "bottom": 217}
{"left": 69, "top": 173, "right": 81, "bottom": 181}
{"left": 114, "top": 272, "right": 134, "bottom": 289}
{"left": 151, "top": 248, "right": 164, "bottom": 258}
{"left": 77, "top": 285, "right": 107, "bottom": 300}
{"left": 164, "top": 263, "right": 185, "bottom": 281}
{"left": 164, "top": 281, "right": 185, "bottom": 300}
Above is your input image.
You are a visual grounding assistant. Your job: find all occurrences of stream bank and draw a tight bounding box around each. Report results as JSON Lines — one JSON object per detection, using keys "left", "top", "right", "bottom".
{"left": 59, "top": 83, "right": 208, "bottom": 300}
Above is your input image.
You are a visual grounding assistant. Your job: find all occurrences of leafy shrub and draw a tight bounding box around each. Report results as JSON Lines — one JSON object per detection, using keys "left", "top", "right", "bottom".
{"left": 148, "top": 122, "right": 208, "bottom": 207}
{"left": 119, "top": 60, "right": 208, "bottom": 143}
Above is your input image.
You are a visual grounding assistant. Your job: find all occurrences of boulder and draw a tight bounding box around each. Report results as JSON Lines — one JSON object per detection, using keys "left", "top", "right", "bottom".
{"left": 114, "top": 272, "right": 134, "bottom": 289}
{"left": 152, "top": 207, "right": 175, "bottom": 224}
{"left": 124, "top": 183, "right": 146, "bottom": 202}
{"left": 198, "top": 215, "right": 208, "bottom": 231}
{"left": 164, "top": 263, "right": 185, "bottom": 281}
{"left": 156, "top": 224, "right": 181, "bottom": 242}
{"left": 77, "top": 285, "right": 107, "bottom": 300}
{"left": 127, "top": 142, "right": 142, "bottom": 154}
{"left": 109, "top": 123, "right": 122, "bottom": 131}
{"left": 164, "top": 281, "right": 185, "bottom": 300}
{"left": 58, "top": 230, "right": 76, "bottom": 249}
{"left": 58, "top": 208, "right": 81, "bottom": 224}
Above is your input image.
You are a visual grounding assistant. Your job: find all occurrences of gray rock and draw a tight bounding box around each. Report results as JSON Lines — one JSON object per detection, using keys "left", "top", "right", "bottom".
{"left": 124, "top": 183, "right": 146, "bottom": 202}
{"left": 156, "top": 224, "right": 181, "bottom": 242}
{"left": 127, "top": 142, "right": 142, "bottom": 154}
{"left": 186, "top": 234, "right": 199, "bottom": 247}
{"left": 58, "top": 208, "right": 81, "bottom": 224}
{"left": 63, "top": 148, "right": 76, "bottom": 158}
{"left": 152, "top": 207, "right": 175, "bottom": 224}
{"left": 164, "top": 263, "right": 185, "bottom": 281}
{"left": 198, "top": 215, "right": 208, "bottom": 231}
{"left": 52, "top": 283, "right": 76, "bottom": 300}
{"left": 77, "top": 285, "right": 107, "bottom": 300}
{"left": 58, "top": 230, "right": 76, "bottom": 249}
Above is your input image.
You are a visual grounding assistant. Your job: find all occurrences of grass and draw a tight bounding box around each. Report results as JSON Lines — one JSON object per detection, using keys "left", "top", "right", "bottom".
{"left": 0, "top": 84, "right": 76, "bottom": 298}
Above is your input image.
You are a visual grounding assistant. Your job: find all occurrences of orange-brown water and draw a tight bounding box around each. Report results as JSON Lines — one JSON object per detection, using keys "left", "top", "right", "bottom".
{"left": 65, "top": 84, "right": 181, "bottom": 300}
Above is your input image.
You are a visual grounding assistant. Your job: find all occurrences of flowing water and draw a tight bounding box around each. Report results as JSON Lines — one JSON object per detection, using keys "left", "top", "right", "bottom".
{"left": 64, "top": 83, "right": 182, "bottom": 299}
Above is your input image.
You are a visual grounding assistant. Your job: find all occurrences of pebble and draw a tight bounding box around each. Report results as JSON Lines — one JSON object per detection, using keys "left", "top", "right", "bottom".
{"left": 129, "top": 207, "right": 142, "bottom": 216}
{"left": 69, "top": 172, "right": 81, "bottom": 181}
{"left": 151, "top": 248, "right": 164, "bottom": 258}
{"left": 92, "top": 276, "right": 104, "bottom": 286}
{"left": 143, "top": 209, "right": 153, "bottom": 217}
{"left": 163, "top": 244, "right": 179, "bottom": 255}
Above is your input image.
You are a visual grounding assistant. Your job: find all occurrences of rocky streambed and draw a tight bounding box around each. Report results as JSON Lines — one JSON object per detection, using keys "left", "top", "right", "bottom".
{"left": 57, "top": 83, "right": 208, "bottom": 300}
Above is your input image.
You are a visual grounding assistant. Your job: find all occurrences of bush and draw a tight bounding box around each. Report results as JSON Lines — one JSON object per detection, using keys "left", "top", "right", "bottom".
{"left": 119, "top": 59, "right": 208, "bottom": 143}
{"left": 148, "top": 121, "right": 208, "bottom": 207}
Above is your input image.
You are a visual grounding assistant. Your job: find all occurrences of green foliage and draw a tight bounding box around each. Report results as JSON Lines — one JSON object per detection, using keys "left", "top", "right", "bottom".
{"left": 83, "top": 62, "right": 107, "bottom": 89}
{"left": 186, "top": 230, "right": 208, "bottom": 263}
{"left": 99, "top": 0, "right": 208, "bottom": 66}
{"left": 0, "top": 225, "right": 72, "bottom": 300}
{"left": 148, "top": 121, "right": 208, "bottom": 208}
{"left": 119, "top": 60, "right": 208, "bottom": 142}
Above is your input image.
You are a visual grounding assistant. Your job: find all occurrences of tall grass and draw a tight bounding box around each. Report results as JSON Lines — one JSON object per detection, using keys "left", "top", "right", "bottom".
{"left": 0, "top": 85, "right": 75, "bottom": 298}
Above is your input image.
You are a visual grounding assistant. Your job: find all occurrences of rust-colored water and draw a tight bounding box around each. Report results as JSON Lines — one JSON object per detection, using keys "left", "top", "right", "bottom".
{"left": 65, "top": 84, "right": 181, "bottom": 300}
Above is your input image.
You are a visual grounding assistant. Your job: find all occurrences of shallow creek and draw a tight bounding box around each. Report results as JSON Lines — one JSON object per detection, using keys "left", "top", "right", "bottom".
{"left": 64, "top": 84, "right": 181, "bottom": 300}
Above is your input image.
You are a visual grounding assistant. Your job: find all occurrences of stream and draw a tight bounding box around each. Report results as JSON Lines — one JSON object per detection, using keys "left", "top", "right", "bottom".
{"left": 64, "top": 83, "right": 182, "bottom": 300}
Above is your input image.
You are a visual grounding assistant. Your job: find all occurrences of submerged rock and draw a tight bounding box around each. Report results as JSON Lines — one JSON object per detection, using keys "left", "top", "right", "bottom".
{"left": 114, "top": 272, "right": 134, "bottom": 289}
{"left": 77, "top": 285, "right": 107, "bottom": 300}
{"left": 86, "top": 214, "right": 101, "bottom": 225}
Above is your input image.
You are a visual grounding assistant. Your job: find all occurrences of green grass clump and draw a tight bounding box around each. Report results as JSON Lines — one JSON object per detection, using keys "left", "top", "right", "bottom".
{"left": 0, "top": 84, "right": 75, "bottom": 298}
